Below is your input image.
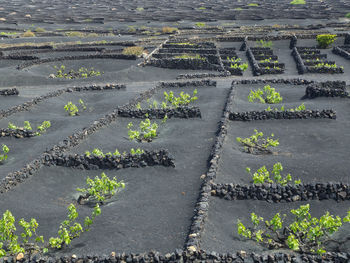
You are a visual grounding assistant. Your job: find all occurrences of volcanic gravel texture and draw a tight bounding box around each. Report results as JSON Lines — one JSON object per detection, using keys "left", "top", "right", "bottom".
{"left": 0, "top": 8, "right": 350, "bottom": 262}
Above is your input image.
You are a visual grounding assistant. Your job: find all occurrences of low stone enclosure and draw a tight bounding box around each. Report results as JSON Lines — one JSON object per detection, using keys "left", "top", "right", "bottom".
{"left": 1, "top": 75, "right": 350, "bottom": 263}
{"left": 246, "top": 47, "right": 285, "bottom": 76}
{"left": 292, "top": 47, "right": 344, "bottom": 74}
{"left": 139, "top": 33, "right": 350, "bottom": 78}
{"left": 0, "top": 21, "right": 350, "bottom": 262}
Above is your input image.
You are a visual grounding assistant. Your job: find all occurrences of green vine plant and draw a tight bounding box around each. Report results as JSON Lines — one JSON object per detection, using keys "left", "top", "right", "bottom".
{"left": 8, "top": 121, "right": 51, "bottom": 136}
{"left": 314, "top": 62, "right": 343, "bottom": 70}
{"left": 259, "top": 58, "right": 279, "bottom": 63}
{"left": 127, "top": 118, "right": 159, "bottom": 142}
{"left": 236, "top": 129, "right": 279, "bottom": 154}
{"left": 255, "top": 40, "right": 273, "bottom": 48}
{"left": 48, "top": 204, "right": 101, "bottom": 249}
{"left": 227, "top": 57, "right": 242, "bottom": 63}
{"left": 248, "top": 85, "right": 283, "bottom": 104}
{"left": 316, "top": 34, "right": 337, "bottom": 49}
{"left": 246, "top": 162, "right": 301, "bottom": 186}
{"left": 265, "top": 103, "right": 306, "bottom": 112}
{"left": 0, "top": 203, "right": 101, "bottom": 258}
{"left": 0, "top": 144, "right": 9, "bottom": 164}
{"left": 163, "top": 89, "right": 198, "bottom": 108}
{"left": 230, "top": 63, "right": 248, "bottom": 71}
{"left": 137, "top": 90, "right": 198, "bottom": 110}
{"left": 237, "top": 204, "right": 350, "bottom": 255}
{"left": 52, "top": 65, "right": 103, "bottom": 79}
{"left": 84, "top": 148, "right": 144, "bottom": 157}
{"left": 64, "top": 99, "right": 86, "bottom": 116}
{"left": 77, "top": 172, "right": 125, "bottom": 205}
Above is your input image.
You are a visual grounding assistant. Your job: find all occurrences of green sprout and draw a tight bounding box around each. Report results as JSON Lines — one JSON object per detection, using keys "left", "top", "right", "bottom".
{"left": 316, "top": 34, "right": 337, "bottom": 49}
{"left": 163, "top": 89, "right": 198, "bottom": 108}
{"left": 237, "top": 204, "right": 350, "bottom": 255}
{"left": 174, "top": 54, "right": 205, "bottom": 60}
{"left": 236, "top": 129, "right": 279, "bottom": 154}
{"left": 64, "top": 100, "right": 86, "bottom": 116}
{"left": 7, "top": 121, "right": 50, "bottom": 136}
{"left": 0, "top": 144, "right": 9, "bottom": 163}
{"left": 248, "top": 85, "right": 283, "bottom": 104}
{"left": 230, "top": 63, "right": 248, "bottom": 71}
{"left": 290, "top": 0, "right": 306, "bottom": 4}
{"left": 85, "top": 148, "right": 144, "bottom": 157}
{"left": 256, "top": 40, "right": 273, "bottom": 48}
{"left": 127, "top": 118, "right": 158, "bottom": 142}
{"left": 246, "top": 163, "right": 301, "bottom": 186}
{"left": 53, "top": 65, "right": 102, "bottom": 79}
{"left": 64, "top": 102, "right": 79, "bottom": 116}
{"left": 49, "top": 203, "right": 101, "bottom": 249}
{"left": 77, "top": 172, "right": 125, "bottom": 204}
{"left": 266, "top": 103, "right": 306, "bottom": 112}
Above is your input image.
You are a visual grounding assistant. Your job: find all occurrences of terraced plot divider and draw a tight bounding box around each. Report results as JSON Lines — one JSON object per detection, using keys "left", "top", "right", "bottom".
{"left": 17, "top": 53, "right": 137, "bottom": 70}
{"left": 0, "top": 88, "right": 19, "bottom": 96}
{"left": 117, "top": 79, "right": 216, "bottom": 119}
{"left": 145, "top": 41, "right": 224, "bottom": 71}
{"left": 42, "top": 150, "right": 175, "bottom": 170}
{"left": 292, "top": 46, "right": 344, "bottom": 74}
{"left": 246, "top": 46, "right": 285, "bottom": 76}
{"left": 332, "top": 45, "right": 350, "bottom": 60}
{"left": 305, "top": 81, "right": 349, "bottom": 98}
{"left": 219, "top": 47, "right": 246, "bottom": 76}
{"left": 184, "top": 79, "right": 350, "bottom": 262}
{"left": 0, "top": 84, "right": 125, "bottom": 120}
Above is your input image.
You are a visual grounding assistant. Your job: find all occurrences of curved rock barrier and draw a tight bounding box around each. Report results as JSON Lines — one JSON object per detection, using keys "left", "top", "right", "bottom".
{"left": 43, "top": 150, "right": 175, "bottom": 170}
{"left": 211, "top": 183, "right": 350, "bottom": 202}
{"left": 147, "top": 58, "right": 221, "bottom": 70}
{"left": 293, "top": 47, "right": 344, "bottom": 74}
{"left": 17, "top": 54, "right": 137, "bottom": 70}
{"left": 332, "top": 46, "right": 350, "bottom": 60}
{"left": 305, "top": 84, "right": 349, "bottom": 98}
{"left": 228, "top": 109, "right": 336, "bottom": 121}
{"left": 176, "top": 72, "right": 230, "bottom": 79}
{"left": 0, "top": 249, "right": 349, "bottom": 263}
{"left": 0, "top": 84, "right": 125, "bottom": 120}
{"left": 0, "top": 129, "right": 37, "bottom": 138}
{"left": 158, "top": 79, "right": 216, "bottom": 88}
{"left": 118, "top": 107, "right": 201, "bottom": 119}
{"left": 0, "top": 88, "right": 19, "bottom": 96}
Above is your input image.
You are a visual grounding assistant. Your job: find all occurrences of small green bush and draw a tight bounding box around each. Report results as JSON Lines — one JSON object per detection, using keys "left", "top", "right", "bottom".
{"left": 256, "top": 40, "right": 273, "bottom": 48}
{"left": 230, "top": 63, "right": 248, "bottom": 71}
{"left": 127, "top": 118, "right": 159, "bottom": 142}
{"left": 8, "top": 121, "right": 51, "bottom": 136}
{"left": 248, "top": 85, "right": 283, "bottom": 104}
{"left": 316, "top": 34, "right": 337, "bottom": 48}
{"left": 237, "top": 204, "right": 350, "bottom": 255}
{"left": 236, "top": 129, "right": 279, "bottom": 154}
{"left": 77, "top": 172, "right": 125, "bottom": 204}
{"left": 174, "top": 54, "right": 205, "bottom": 60}
{"left": 163, "top": 89, "right": 198, "bottom": 107}
{"left": 195, "top": 22, "right": 206, "bottom": 28}
{"left": 290, "top": 0, "right": 306, "bottom": 4}
{"left": 0, "top": 144, "right": 9, "bottom": 163}
{"left": 246, "top": 162, "right": 301, "bottom": 185}
{"left": 346, "top": 13, "right": 350, "bottom": 18}
{"left": 53, "top": 65, "right": 102, "bottom": 79}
